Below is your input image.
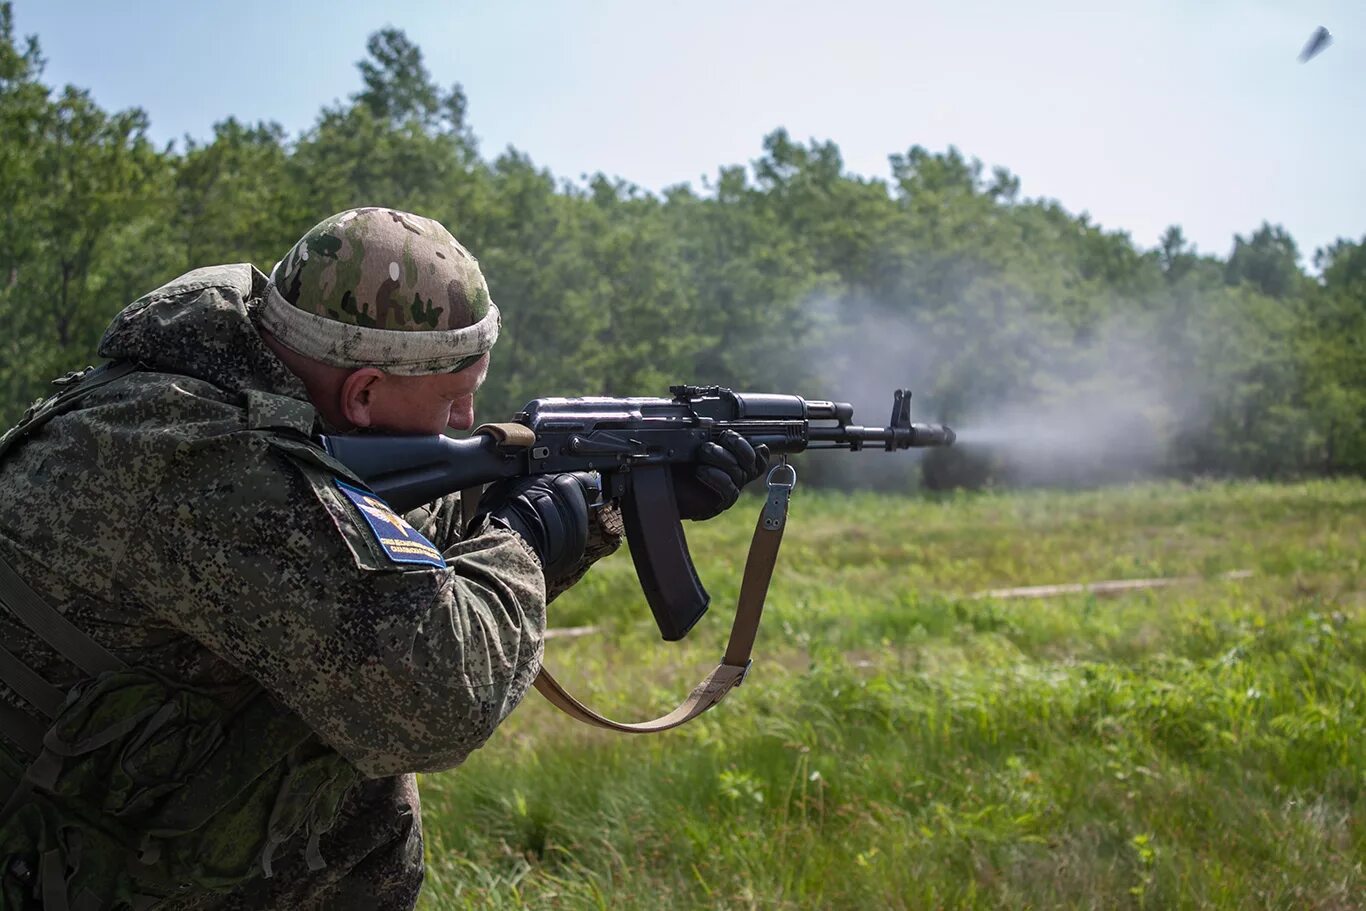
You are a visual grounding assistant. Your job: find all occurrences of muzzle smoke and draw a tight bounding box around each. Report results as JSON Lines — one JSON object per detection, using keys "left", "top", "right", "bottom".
{"left": 806, "top": 292, "right": 1193, "bottom": 489}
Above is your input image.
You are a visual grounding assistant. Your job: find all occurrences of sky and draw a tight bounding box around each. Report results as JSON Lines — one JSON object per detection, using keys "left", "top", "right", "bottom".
{"left": 13, "top": 0, "right": 1366, "bottom": 262}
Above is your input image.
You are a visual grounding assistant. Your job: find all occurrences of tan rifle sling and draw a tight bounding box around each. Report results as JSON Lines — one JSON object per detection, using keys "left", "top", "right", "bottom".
{"left": 532, "top": 462, "right": 796, "bottom": 733}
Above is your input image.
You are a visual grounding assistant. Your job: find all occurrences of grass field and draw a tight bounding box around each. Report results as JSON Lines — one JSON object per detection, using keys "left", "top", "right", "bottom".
{"left": 417, "top": 480, "right": 1364, "bottom": 910}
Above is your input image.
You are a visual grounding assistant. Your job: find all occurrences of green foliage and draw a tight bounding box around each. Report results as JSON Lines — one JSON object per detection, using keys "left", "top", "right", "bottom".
{"left": 1225, "top": 222, "right": 1307, "bottom": 300}
{"left": 175, "top": 118, "right": 301, "bottom": 268}
{"left": 0, "top": 6, "right": 168, "bottom": 417}
{"left": 1302, "top": 241, "right": 1366, "bottom": 474}
{"left": 355, "top": 27, "right": 471, "bottom": 139}
{"left": 0, "top": 9, "right": 1361, "bottom": 479}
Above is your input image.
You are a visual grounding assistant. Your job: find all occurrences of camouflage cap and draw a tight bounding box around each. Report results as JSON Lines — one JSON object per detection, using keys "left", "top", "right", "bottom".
{"left": 259, "top": 208, "right": 499, "bottom": 375}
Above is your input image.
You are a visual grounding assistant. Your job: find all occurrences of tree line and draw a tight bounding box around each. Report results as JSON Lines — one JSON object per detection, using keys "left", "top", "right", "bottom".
{"left": 1, "top": 8, "right": 1361, "bottom": 487}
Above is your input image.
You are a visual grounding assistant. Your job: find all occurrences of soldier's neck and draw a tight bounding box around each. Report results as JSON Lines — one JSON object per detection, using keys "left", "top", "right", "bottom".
{"left": 259, "top": 329, "right": 356, "bottom": 431}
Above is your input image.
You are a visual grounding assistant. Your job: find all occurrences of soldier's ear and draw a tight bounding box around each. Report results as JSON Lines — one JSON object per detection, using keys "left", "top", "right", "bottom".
{"left": 340, "top": 367, "right": 386, "bottom": 429}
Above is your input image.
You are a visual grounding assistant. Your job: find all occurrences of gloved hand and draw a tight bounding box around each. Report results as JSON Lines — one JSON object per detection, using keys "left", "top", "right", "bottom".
{"left": 477, "top": 474, "right": 590, "bottom": 581}
{"left": 672, "top": 430, "right": 770, "bottom": 521}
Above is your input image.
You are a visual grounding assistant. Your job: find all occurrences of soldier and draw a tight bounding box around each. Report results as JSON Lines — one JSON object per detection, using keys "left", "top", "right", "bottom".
{"left": 0, "top": 208, "right": 766, "bottom": 909}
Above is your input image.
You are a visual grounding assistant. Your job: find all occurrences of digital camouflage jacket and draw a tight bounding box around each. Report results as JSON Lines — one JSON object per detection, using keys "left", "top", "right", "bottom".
{"left": 0, "top": 264, "right": 620, "bottom": 909}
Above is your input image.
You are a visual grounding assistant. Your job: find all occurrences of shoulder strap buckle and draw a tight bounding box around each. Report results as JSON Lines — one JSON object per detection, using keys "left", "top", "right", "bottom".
{"left": 51, "top": 366, "right": 97, "bottom": 389}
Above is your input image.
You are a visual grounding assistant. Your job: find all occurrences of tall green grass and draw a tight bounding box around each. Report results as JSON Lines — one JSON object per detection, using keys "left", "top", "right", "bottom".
{"left": 418, "top": 480, "right": 1364, "bottom": 910}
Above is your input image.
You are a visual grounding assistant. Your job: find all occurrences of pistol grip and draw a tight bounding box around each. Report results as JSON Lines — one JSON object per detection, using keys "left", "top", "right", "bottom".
{"left": 620, "top": 465, "right": 710, "bottom": 641}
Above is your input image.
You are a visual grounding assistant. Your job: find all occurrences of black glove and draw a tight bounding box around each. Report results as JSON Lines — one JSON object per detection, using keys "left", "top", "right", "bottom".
{"left": 477, "top": 474, "right": 590, "bottom": 581}
{"left": 672, "top": 430, "right": 770, "bottom": 521}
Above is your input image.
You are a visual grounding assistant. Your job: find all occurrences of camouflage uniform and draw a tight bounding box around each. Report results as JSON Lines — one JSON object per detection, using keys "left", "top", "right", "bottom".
{"left": 0, "top": 215, "right": 620, "bottom": 908}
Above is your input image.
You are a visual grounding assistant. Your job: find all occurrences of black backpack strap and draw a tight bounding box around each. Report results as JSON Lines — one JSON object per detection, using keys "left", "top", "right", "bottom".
{"left": 0, "top": 363, "right": 134, "bottom": 820}
{"left": 0, "top": 546, "right": 127, "bottom": 818}
{"left": 0, "top": 696, "right": 44, "bottom": 755}
{"left": 0, "top": 359, "right": 130, "bottom": 678}
{"left": 0, "top": 361, "right": 140, "bottom": 462}
{"left": 0, "top": 554, "right": 125, "bottom": 680}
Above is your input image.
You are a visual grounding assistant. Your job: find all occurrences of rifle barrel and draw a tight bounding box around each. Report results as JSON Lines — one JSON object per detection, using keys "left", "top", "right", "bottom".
{"left": 808, "top": 422, "right": 956, "bottom": 450}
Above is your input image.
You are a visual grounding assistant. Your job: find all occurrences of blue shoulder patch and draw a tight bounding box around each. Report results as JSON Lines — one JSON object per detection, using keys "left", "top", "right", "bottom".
{"left": 334, "top": 480, "right": 446, "bottom": 569}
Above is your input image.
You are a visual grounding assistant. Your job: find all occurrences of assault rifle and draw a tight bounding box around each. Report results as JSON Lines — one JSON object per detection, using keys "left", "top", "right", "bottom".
{"left": 322, "top": 385, "right": 954, "bottom": 643}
